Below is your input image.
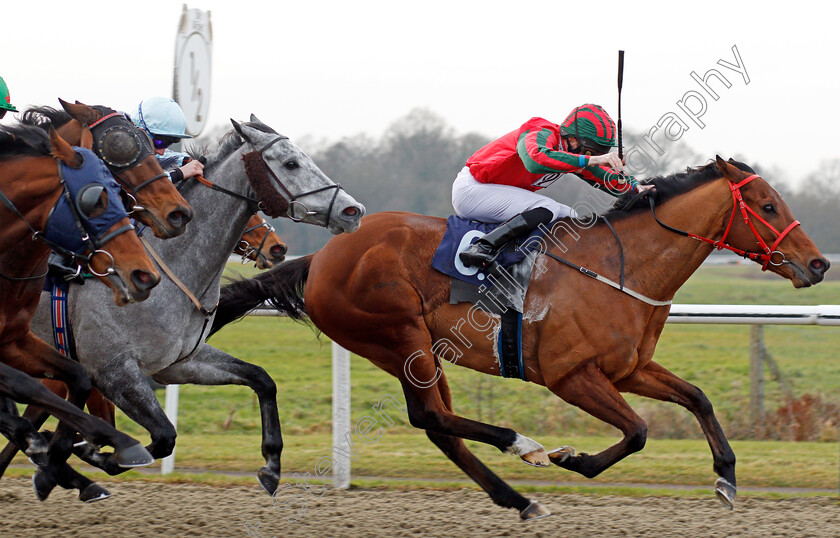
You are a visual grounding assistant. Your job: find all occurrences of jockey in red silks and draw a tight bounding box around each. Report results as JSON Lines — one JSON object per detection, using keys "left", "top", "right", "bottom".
{"left": 455, "top": 103, "right": 652, "bottom": 268}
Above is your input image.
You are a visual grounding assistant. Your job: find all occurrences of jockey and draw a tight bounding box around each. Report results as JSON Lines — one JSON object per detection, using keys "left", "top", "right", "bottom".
{"left": 456, "top": 104, "right": 652, "bottom": 268}
{"left": 129, "top": 97, "right": 204, "bottom": 182}
{"left": 0, "top": 76, "right": 18, "bottom": 120}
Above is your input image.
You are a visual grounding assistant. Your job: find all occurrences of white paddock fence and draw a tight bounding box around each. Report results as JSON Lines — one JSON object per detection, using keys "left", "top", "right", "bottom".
{"left": 161, "top": 303, "right": 840, "bottom": 481}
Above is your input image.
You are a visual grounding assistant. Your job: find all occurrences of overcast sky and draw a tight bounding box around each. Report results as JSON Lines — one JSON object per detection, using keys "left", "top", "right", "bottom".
{"left": 4, "top": 1, "right": 837, "bottom": 187}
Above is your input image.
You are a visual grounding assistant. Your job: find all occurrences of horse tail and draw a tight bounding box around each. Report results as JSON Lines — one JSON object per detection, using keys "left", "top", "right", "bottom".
{"left": 209, "top": 254, "right": 312, "bottom": 336}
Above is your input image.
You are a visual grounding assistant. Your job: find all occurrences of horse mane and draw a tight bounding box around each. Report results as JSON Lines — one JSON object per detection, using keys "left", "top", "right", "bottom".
{"left": 186, "top": 120, "right": 281, "bottom": 168}
{"left": 0, "top": 123, "right": 52, "bottom": 160}
{"left": 600, "top": 159, "right": 757, "bottom": 220}
{"left": 20, "top": 106, "right": 73, "bottom": 129}
{"left": 20, "top": 104, "right": 118, "bottom": 130}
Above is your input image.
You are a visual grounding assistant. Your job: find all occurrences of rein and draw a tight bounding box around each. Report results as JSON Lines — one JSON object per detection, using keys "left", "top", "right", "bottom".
{"left": 526, "top": 217, "right": 672, "bottom": 307}
{"left": 139, "top": 235, "right": 219, "bottom": 317}
{"left": 648, "top": 174, "right": 800, "bottom": 270}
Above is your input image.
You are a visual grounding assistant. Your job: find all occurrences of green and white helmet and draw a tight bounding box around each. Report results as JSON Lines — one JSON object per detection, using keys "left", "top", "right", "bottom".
{"left": 0, "top": 76, "right": 18, "bottom": 113}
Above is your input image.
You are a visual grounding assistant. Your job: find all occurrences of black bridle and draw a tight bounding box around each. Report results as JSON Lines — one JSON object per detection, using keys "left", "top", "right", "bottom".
{"left": 254, "top": 136, "right": 344, "bottom": 225}
{"left": 237, "top": 219, "right": 275, "bottom": 265}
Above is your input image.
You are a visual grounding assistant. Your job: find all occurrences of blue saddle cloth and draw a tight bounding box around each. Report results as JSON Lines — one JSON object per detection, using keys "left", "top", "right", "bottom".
{"left": 431, "top": 216, "right": 548, "bottom": 381}
{"left": 431, "top": 216, "right": 545, "bottom": 287}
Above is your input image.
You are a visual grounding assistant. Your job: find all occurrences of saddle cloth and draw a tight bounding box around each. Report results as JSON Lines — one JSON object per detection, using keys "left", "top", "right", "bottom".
{"left": 431, "top": 216, "right": 550, "bottom": 381}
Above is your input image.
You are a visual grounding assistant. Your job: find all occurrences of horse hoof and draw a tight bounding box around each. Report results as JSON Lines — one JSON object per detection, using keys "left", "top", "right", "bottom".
{"left": 547, "top": 446, "right": 576, "bottom": 464}
{"left": 714, "top": 478, "right": 736, "bottom": 510}
{"left": 113, "top": 444, "right": 154, "bottom": 468}
{"left": 32, "top": 470, "right": 56, "bottom": 502}
{"left": 520, "top": 448, "right": 550, "bottom": 467}
{"left": 79, "top": 483, "right": 111, "bottom": 503}
{"left": 520, "top": 500, "right": 551, "bottom": 520}
{"left": 257, "top": 466, "right": 280, "bottom": 495}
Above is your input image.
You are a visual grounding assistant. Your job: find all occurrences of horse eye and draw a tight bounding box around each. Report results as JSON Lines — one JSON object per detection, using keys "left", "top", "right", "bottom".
{"left": 762, "top": 203, "right": 776, "bottom": 214}
{"left": 284, "top": 160, "right": 299, "bottom": 170}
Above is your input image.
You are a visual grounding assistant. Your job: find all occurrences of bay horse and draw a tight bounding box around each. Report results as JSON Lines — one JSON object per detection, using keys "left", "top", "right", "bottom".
{"left": 212, "top": 157, "right": 828, "bottom": 519}
{"left": 22, "top": 99, "right": 193, "bottom": 238}
{"left": 8, "top": 116, "right": 364, "bottom": 499}
{"left": 0, "top": 123, "right": 160, "bottom": 500}
{"left": 233, "top": 214, "right": 288, "bottom": 268}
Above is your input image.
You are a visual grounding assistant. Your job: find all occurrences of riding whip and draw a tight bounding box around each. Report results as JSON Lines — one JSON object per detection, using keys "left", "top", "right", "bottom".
{"left": 617, "top": 50, "right": 624, "bottom": 161}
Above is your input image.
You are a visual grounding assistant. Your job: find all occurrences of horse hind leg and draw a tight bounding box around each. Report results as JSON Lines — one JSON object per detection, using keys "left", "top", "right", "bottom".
{"left": 424, "top": 375, "right": 549, "bottom": 520}
{"left": 615, "top": 361, "right": 737, "bottom": 509}
{"left": 152, "top": 345, "right": 283, "bottom": 495}
{"left": 546, "top": 360, "right": 648, "bottom": 479}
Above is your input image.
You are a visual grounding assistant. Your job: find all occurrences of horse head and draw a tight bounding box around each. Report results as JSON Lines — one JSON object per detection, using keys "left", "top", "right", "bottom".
{"left": 57, "top": 99, "right": 193, "bottom": 239}
{"left": 47, "top": 128, "right": 160, "bottom": 304}
{"left": 234, "top": 214, "right": 287, "bottom": 268}
{"left": 231, "top": 115, "right": 365, "bottom": 234}
{"left": 714, "top": 156, "right": 829, "bottom": 288}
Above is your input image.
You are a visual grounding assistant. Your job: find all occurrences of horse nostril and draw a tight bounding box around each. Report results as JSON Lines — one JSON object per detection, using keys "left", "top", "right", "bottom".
{"left": 810, "top": 258, "right": 830, "bottom": 275}
{"left": 343, "top": 206, "right": 358, "bottom": 217}
{"left": 270, "top": 244, "right": 288, "bottom": 259}
{"left": 167, "top": 207, "right": 194, "bottom": 228}
{"left": 131, "top": 269, "right": 160, "bottom": 291}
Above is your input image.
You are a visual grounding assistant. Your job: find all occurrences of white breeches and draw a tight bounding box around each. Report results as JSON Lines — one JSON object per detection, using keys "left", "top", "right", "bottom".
{"left": 451, "top": 167, "right": 575, "bottom": 223}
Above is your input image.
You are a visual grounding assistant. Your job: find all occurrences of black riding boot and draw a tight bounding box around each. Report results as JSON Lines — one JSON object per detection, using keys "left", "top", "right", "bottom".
{"left": 459, "top": 207, "right": 553, "bottom": 268}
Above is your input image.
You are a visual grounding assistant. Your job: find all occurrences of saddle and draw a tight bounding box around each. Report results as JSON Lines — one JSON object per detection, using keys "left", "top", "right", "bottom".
{"left": 431, "top": 216, "right": 550, "bottom": 380}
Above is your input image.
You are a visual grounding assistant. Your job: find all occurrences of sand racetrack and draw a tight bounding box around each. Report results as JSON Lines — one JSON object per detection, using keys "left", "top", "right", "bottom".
{"left": 0, "top": 476, "right": 837, "bottom": 537}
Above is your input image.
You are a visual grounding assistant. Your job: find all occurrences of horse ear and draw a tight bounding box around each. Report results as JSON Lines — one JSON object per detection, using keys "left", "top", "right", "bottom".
{"left": 231, "top": 118, "right": 255, "bottom": 143}
{"left": 79, "top": 125, "right": 94, "bottom": 149}
{"left": 49, "top": 127, "right": 82, "bottom": 167}
{"left": 715, "top": 155, "right": 742, "bottom": 181}
{"left": 249, "top": 113, "right": 265, "bottom": 125}
{"left": 59, "top": 98, "right": 100, "bottom": 126}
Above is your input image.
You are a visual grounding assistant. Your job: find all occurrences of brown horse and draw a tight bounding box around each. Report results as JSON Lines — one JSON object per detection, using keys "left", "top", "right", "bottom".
{"left": 215, "top": 157, "right": 828, "bottom": 519}
{"left": 0, "top": 123, "right": 159, "bottom": 500}
{"left": 233, "top": 214, "right": 288, "bottom": 268}
{"left": 22, "top": 99, "right": 193, "bottom": 238}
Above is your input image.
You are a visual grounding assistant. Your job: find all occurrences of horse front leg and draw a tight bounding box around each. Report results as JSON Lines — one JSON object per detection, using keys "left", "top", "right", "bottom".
{"left": 546, "top": 360, "right": 649, "bottom": 478}
{"left": 152, "top": 345, "right": 283, "bottom": 495}
{"left": 615, "top": 360, "right": 737, "bottom": 509}
{"left": 77, "top": 356, "right": 176, "bottom": 474}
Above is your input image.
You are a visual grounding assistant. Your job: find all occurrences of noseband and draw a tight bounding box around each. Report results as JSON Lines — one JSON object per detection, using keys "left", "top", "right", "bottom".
{"left": 650, "top": 174, "right": 800, "bottom": 270}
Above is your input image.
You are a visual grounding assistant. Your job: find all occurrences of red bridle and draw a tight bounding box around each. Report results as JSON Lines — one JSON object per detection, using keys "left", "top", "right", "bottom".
{"left": 686, "top": 174, "right": 800, "bottom": 270}
{"left": 649, "top": 174, "right": 800, "bottom": 271}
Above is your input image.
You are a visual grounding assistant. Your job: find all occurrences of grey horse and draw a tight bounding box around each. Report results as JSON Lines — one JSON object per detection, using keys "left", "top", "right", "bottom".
{"left": 5, "top": 115, "right": 364, "bottom": 497}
